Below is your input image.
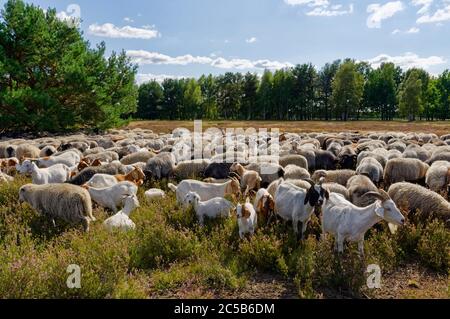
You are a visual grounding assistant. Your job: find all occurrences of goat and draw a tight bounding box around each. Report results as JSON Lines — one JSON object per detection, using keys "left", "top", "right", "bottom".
{"left": 322, "top": 190, "right": 405, "bottom": 255}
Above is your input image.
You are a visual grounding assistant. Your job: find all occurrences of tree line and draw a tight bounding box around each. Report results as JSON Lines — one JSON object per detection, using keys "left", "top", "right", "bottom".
{"left": 137, "top": 61, "right": 450, "bottom": 122}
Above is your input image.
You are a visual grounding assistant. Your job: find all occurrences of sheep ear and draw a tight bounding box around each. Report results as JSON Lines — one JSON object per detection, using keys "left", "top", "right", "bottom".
{"left": 375, "top": 203, "right": 385, "bottom": 218}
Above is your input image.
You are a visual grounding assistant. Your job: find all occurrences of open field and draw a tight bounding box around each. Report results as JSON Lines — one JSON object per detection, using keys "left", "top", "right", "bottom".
{"left": 1, "top": 122, "right": 449, "bottom": 299}
{"left": 126, "top": 120, "right": 450, "bottom": 137}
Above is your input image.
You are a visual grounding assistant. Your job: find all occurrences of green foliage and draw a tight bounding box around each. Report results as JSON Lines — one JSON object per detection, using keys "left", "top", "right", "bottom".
{"left": 398, "top": 70, "right": 424, "bottom": 121}
{"left": 331, "top": 60, "right": 365, "bottom": 120}
{"left": 417, "top": 220, "right": 450, "bottom": 272}
{"left": 0, "top": 0, "right": 137, "bottom": 132}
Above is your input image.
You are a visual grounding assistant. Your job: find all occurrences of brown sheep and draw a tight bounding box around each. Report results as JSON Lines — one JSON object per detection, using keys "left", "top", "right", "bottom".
{"left": 388, "top": 182, "right": 450, "bottom": 224}
{"left": 384, "top": 158, "right": 429, "bottom": 187}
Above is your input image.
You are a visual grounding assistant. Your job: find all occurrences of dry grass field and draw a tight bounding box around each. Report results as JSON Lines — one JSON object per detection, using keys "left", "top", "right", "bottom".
{"left": 126, "top": 120, "right": 450, "bottom": 137}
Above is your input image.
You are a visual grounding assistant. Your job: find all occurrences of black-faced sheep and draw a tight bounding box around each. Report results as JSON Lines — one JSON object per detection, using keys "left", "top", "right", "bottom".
{"left": 19, "top": 184, "right": 95, "bottom": 231}
{"left": 314, "top": 150, "right": 338, "bottom": 170}
{"left": 204, "top": 162, "right": 232, "bottom": 179}
{"left": 337, "top": 145, "right": 357, "bottom": 170}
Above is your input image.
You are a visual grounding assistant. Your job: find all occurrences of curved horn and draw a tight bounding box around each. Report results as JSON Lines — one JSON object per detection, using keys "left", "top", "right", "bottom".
{"left": 303, "top": 178, "right": 315, "bottom": 187}
{"left": 378, "top": 189, "right": 390, "bottom": 201}
{"left": 361, "top": 191, "right": 384, "bottom": 201}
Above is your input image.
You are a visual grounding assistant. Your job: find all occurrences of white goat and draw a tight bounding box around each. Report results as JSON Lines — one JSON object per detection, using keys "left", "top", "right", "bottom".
{"left": 37, "top": 150, "right": 81, "bottom": 168}
{"left": 103, "top": 194, "right": 139, "bottom": 231}
{"left": 16, "top": 160, "right": 71, "bottom": 184}
{"left": 168, "top": 178, "right": 241, "bottom": 205}
{"left": 83, "top": 181, "right": 138, "bottom": 213}
{"left": 275, "top": 180, "right": 328, "bottom": 239}
{"left": 184, "top": 191, "right": 234, "bottom": 225}
{"left": 322, "top": 190, "right": 405, "bottom": 255}
{"left": 236, "top": 198, "right": 257, "bottom": 239}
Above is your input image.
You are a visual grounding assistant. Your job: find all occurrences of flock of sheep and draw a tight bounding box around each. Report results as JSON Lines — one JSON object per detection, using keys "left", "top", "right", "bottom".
{"left": 1, "top": 128, "right": 450, "bottom": 255}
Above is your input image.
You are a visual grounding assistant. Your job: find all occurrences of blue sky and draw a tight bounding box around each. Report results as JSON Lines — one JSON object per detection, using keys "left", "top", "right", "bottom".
{"left": 3, "top": 0, "right": 450, "bottom": 83}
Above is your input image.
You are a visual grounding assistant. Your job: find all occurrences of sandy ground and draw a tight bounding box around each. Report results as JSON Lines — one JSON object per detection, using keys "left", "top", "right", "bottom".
{"left": 125, "top": 120, "right": 450, "bottom": 136}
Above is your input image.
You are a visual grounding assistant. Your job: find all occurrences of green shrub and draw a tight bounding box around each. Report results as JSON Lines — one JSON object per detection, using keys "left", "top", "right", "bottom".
{"left": 417, "top": 220, "right": 450, "bottom": 272}
{"left": 238, "top": 232, "right": 288, "bottom": 276}
{"left": 130, "top": 217, "right": 201, "bottom": 269}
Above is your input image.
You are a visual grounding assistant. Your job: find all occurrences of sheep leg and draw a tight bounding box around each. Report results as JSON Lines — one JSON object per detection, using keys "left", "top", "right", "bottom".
{"left": 358, "top": 240, "right": 365, "bottom": 257}
{"left": 82, "top": 218, "right": 90, "bottom": 233}
{"left": 292, "top": 216, "right": 299, "bottom": 236}
{"left": 198, "top": 215, "right": 205, "bottom": 226}
{"left": 337, "top": 235, "right": 344, "bottom": 254}
{"left": 301, "top": 221, "right": 308, "bottom": 240}
{"left": 52, "top": 219, "right": 56, "bottom": 228}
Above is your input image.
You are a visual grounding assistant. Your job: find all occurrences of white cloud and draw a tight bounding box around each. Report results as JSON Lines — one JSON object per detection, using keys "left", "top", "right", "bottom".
{"left": 55, "top": 4, "right": 81, "bottom": 27}
{"left": 88, "top": 23, "right": 160, "bottom": 39}
{"left": 392, "top": 26, "right": 420, "bottom": 34}
{"left": 366, "top": 1, "right": 405, "bottom": 28}
{"left": 411, "top": 0, "right": 433, "bottom": 15}
{"left": 284, "top": 0, "right": 330, "bottom": 6}
{"left": 127, "top": 50, "right": 213, "bottom": 65}
{"left": 367, "top": 52, "right": 446, "bottom": 70}
{"left": 416, "top": 4, "right": 450, "bottom": 24}
{"left": 246, "top": 37, "right": 258, "bottom": 43}
{"left": 307, "top": 3, "right": 354, "bottom": 16}
{"left": 136, "top": 73, "right": 187, "bottom": 84}
{"left": 285, "top": 0, "right": 353, "bottom": 16}
{"left": 407, "top": 26, "right": 420, "bottom": 32}
{"left": 127, "top": 50, "right": 293, "bottom": 70}
{"left": 124, "top": 17, "right": 135, "bottom": 23}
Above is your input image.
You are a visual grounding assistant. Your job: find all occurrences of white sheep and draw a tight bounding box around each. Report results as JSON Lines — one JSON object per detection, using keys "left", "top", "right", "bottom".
{"left": 83, "top": 181, "right": 138, "bottom": 213}
{"left": 322, "top": 190, "right": 405, "bottom": 255}
{"left": 425, "top": 160, "right": 450, "bottom": 192}
{"left": 103, "top": 194, "right": 139, "bottom": 231}
{"left": 144, "top": 188, "right": 166, "bottom": 201}
{"left": 275, "top": 180, "right": 328, "bottom": 239}
{"left": 236, "top": 198, "right": 257, "bottom": 239}
{"left": 184, "top": 191, "right": 234, "bottom": 225}
{"left": 16, "top": 160, "right": 71, "bottom": 184}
